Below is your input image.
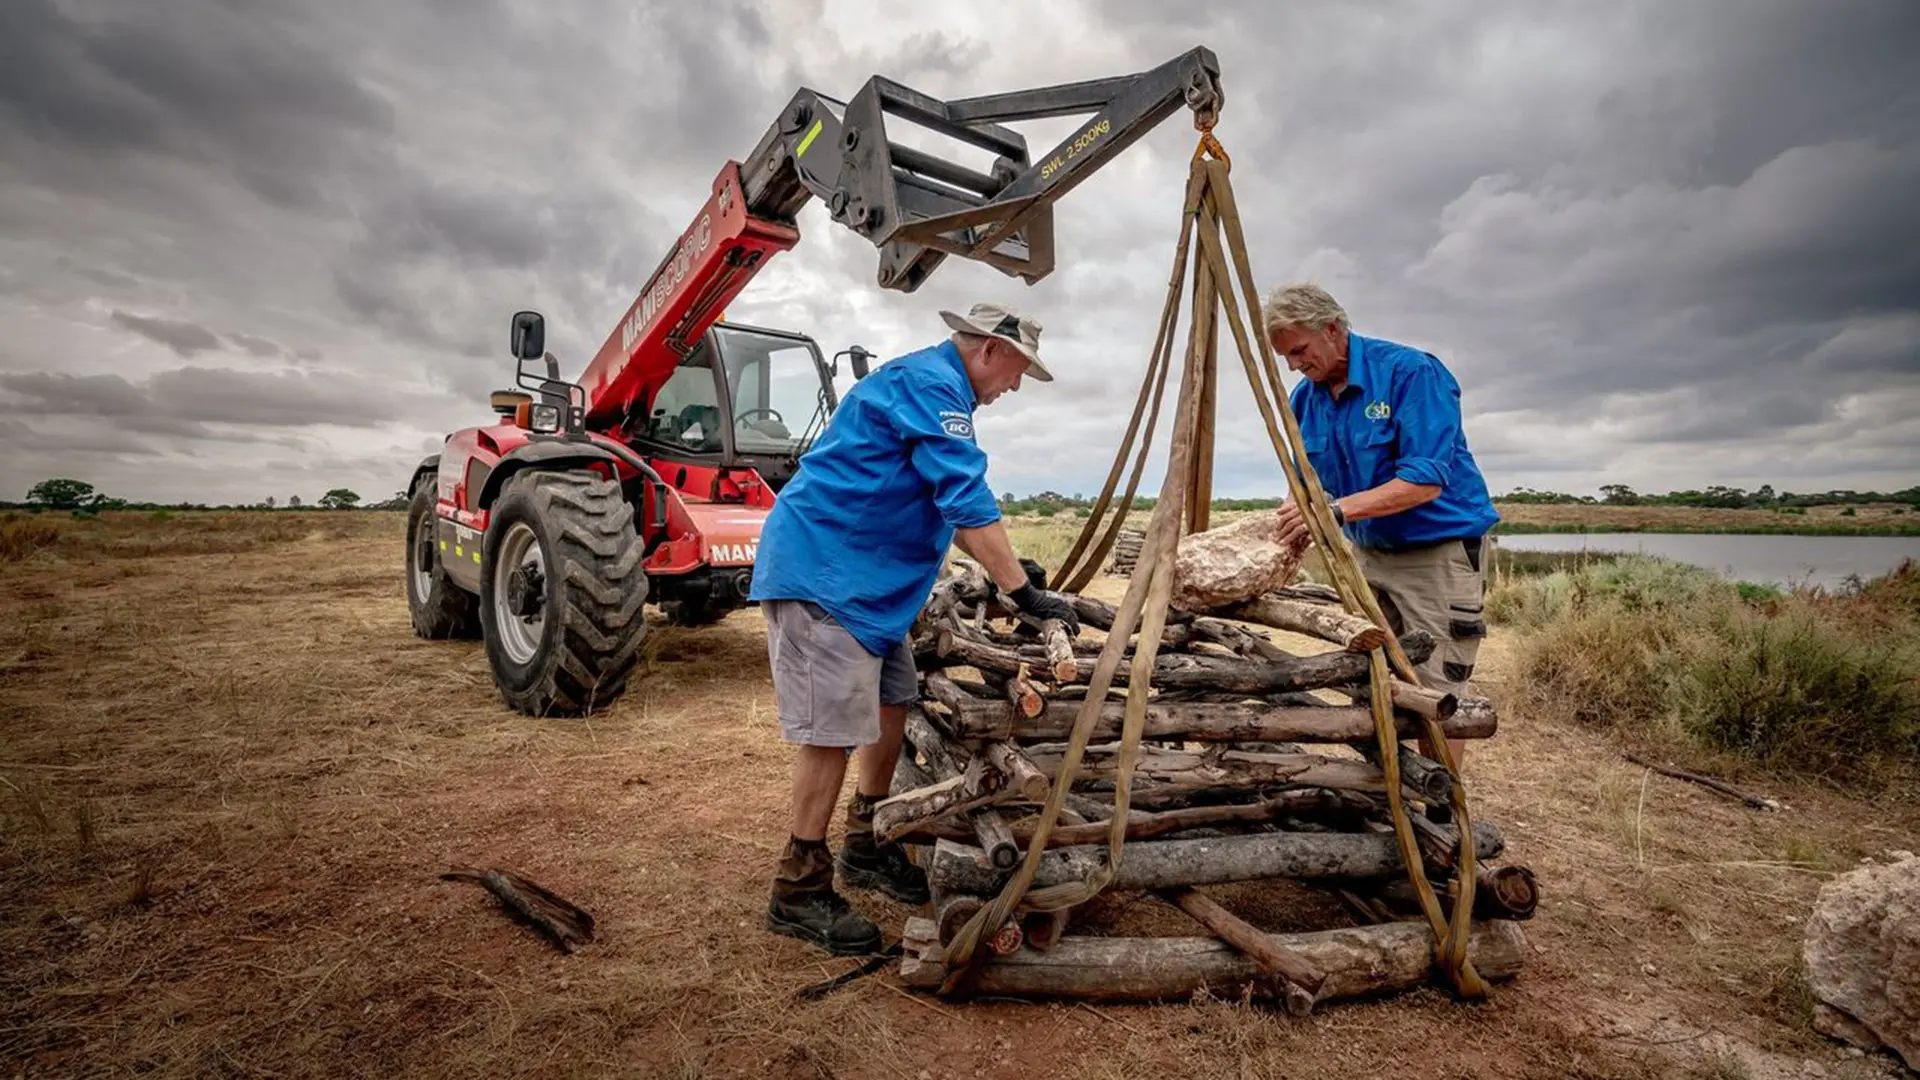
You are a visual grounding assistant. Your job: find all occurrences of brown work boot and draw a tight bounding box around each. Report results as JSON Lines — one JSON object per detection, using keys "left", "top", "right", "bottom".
{"left": 766, "top": 835, "right": 882, "bottom": 955}
{"left": 836, "top": 792, "right": 930, "bottom": 905}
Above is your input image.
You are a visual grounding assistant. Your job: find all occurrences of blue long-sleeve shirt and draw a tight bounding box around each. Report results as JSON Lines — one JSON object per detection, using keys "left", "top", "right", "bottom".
{"left": 749, "top": 339, "right": 1002, "bottom": 655}
{"left": 1289, "top": 332, "right": 1499, "bottom": 550}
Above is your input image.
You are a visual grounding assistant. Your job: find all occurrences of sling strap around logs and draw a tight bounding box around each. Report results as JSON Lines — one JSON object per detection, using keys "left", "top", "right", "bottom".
{"left": 941, "top": 123, "right": 1488, "bottom": 1001}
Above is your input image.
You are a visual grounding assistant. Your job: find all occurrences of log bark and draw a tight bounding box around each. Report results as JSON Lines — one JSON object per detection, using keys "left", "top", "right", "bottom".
{"left": 1220, "top": 595, "right": 1386, "bottom": 652}
{"left": 896, "top": 792, "right": 1347, "bottom": 849}
{"left": 903, "top": 706, "right": 1019, "bottom": 868}
{"left": 981, "top": 741, "right": 1050, "bottom": 802}
{"left": 1040, "top": 620, "right": 1079, "bottom": 682}
{"left": 1395, "top": 745, "right": 1454, "bottom": 805}
{"left": 928, "top": 824, "right": 1506, "bottom": 895}
{"left": 938, "top": 628, "right": 1434, "bottom": 693}
{"left": 1161, "top": 887, "right": 1326, "bottom": 1008}
{"left": 1369, "top": 864, "right": 1538, "bottom": 922}
{"left": 1023, "top": 744, "right": 1394, "bottom": 798}
{"left": 874, "top": 758, "right": 1013, "bottom": 843}
{"left": 943, "top": 693, "right": 1497, "bottom": 744}
{"left": 899, "top": 915, "right": 1529, "bottom": 1005}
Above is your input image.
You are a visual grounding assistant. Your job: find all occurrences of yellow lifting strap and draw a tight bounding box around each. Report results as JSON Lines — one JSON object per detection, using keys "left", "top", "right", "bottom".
{"left": 940, "top": 125, "right": 1488, "bottom": 1002}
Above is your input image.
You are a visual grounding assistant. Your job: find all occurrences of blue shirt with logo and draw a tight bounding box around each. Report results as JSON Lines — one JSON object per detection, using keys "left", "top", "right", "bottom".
{"left": 1289, "top": 332, "right": 1499, "bottom": 550}
{"left": 749, "top": 339, "right": 1002, "bottom": 655}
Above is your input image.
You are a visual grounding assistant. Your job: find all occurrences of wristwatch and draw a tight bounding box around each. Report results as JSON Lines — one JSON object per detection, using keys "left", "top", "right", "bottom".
{"left": 1330, "top": 502, "right": 1347, "bottom": 527}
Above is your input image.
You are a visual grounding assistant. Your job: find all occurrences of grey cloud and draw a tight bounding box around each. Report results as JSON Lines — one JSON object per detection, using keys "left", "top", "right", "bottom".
{"left": 0, "top": 0, "right": 395, "bottom": 211}
{"left": 0, "top": 0, "right": 1916, "bottom": 505}
{"left": 109, "top": 310, "right": 223, "bottom": 357}
{"left": 227, "top": 331, "right": 288, "bottom": 359}
{"left": 0, "top": 367, "right": 436, "bottom": 430}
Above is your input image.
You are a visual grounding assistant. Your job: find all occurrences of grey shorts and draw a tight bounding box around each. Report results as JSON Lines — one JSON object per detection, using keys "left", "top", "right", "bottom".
{"left": 762, "top": 599, "right": 917, "bottom": 747}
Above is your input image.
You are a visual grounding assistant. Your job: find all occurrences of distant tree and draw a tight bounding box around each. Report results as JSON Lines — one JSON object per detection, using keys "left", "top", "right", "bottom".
{"left": 288, "top": 494, "right": 303, "bottom": 509}
{"left": 265, "top": 496, "right": 277, "bottom": 509}
{"left": 1599, "top": 484, "right": 1641, "bottom": 506}
{"left": 319, "top": 488, "right": 361, "bottom": 510}
{"left": 27, "top": 478, "right": 96, "bottom": 510}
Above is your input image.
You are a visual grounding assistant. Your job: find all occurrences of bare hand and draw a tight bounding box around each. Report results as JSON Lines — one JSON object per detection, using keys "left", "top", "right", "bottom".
{"left": 1274, "top": 500, "right": 1311, "bottom": 549}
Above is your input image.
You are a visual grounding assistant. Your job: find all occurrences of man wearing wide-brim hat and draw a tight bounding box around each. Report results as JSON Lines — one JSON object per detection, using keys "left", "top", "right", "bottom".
{"left": 748, "top": 301, "right": 1079, "bottom": 955}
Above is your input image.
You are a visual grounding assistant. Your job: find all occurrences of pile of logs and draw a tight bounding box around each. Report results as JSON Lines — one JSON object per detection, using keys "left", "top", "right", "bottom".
{"left": 880, "top": 562, "right": 1535, "bottom": 1012}
{"left": 1106, "top": 528, "right": 1145, "bottom": 576}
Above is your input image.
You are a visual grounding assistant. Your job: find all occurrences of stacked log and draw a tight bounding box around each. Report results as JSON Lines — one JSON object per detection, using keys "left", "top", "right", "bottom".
{"left": 881, "top": 562, "right": 1534, "bottom": 1012}
{"left": 1106, "top": 528, "right": 1146, "bottom": 576}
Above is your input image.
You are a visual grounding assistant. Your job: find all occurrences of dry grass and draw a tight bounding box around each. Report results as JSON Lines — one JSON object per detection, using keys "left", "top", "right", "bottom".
{"left": 1493, "top": 501, "right": 1917, "bottom": 535}
{"left": 2, "top": 512, "right": 1914, "bottom": 1079}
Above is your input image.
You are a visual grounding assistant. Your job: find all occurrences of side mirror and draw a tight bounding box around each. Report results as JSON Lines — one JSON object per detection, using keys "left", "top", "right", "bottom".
{"left": 845, "top": 345, "right": 872, "bottom": 380}
{"left": 510, "top": 311, "right": 545, "bottom": 361}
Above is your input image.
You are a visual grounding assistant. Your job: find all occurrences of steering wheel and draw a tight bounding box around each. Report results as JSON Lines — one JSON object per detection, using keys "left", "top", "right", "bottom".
{"left": 735, "top": 407, "right": 785, "bottom": 427}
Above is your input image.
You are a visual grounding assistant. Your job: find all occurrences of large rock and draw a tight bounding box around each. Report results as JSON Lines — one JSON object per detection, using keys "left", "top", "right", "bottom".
{"left": 1802, "top": 851, "right": 1920, "bottom": 1069}
{"left": 1171, "top": 512, "right": 1306, "bottom": 612}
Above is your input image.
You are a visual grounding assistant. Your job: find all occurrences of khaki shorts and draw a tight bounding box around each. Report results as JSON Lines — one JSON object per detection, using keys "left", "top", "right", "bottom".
{"left": 1354, "top": 537, "right": 1487, "bottom": 698}
{"left": 762, "top": 599, "right": 917, "bottom": 748}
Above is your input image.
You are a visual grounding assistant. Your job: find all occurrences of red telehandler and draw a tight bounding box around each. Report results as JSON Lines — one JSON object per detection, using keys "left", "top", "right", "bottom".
{"left": 405, "top": 49, "right": 1223, "bottom": 716}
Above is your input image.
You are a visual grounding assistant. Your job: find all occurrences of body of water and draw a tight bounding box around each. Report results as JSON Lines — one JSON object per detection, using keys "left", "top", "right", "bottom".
{"left": 1491, "top": 532, "right": 1920, "bottom": 589}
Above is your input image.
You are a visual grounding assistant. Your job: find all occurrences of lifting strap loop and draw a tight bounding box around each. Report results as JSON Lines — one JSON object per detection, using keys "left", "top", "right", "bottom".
{"left": 940, "top": 128, "right": 1485, "bottom": 1001}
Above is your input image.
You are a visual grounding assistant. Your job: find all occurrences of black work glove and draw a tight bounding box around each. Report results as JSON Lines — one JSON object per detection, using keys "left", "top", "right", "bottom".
{"left": 1006, "top": 582, "right": 1081, "bottom": 635}
{"left": 1018, "top": 557, "right": 1050, "bottom": 592}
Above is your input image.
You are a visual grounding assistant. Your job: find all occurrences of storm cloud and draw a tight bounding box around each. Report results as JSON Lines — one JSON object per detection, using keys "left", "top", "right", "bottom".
{"left": 0, "top": 0, "right": 1914, "bottom": 506}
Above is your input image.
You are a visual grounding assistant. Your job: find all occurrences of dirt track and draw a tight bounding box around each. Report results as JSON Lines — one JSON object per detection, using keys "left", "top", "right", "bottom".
{"left": 2, "top": 513, "right": 1913, "bottom": 1079}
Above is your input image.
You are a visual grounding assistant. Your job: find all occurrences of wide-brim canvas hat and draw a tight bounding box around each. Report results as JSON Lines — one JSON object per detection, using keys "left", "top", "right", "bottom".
{"left": 940, "top": 302, "right": 1052, "bottom": 382}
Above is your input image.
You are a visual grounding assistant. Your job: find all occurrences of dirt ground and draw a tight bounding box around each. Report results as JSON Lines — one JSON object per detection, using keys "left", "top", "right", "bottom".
{"left": 3, "top": 512, "right": 1915, "bottom": 1079}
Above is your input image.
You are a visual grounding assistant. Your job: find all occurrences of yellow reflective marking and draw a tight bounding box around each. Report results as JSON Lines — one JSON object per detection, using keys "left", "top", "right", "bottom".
{"left": 439, "top": 540, "right": 447, "bottom": 551}
{"left": 454, "top": 545, "right": 463, "bottom": 558}
{"left": 796, "top": 118, "right": 823, "bottom": 157}
{"left": 472, "top": 551, "right": 481, "bottom": 564}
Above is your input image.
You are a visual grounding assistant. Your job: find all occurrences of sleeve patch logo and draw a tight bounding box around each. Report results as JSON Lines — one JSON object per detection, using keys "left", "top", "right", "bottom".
{"left": 1365, "top": 400, "right": 1392, "bottom": 421}
{"left": 939, "top": 410, "right": 975, "bottom": 440}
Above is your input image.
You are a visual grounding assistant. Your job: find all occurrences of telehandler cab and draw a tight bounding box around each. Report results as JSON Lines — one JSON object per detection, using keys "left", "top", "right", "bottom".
{"left": 404, "top": 48, "right": 1223, "bottom": 715}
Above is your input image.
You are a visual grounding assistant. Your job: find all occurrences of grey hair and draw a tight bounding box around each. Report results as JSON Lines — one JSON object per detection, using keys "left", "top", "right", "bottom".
{"left": 1260, "top": 282, "right": 1349, "bottom": 337}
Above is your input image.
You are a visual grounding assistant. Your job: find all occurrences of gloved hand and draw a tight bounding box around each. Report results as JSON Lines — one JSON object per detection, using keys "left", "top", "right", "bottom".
{"left": 1018, "top": 557, "right": 1050, "bottom": 592}
{"left": 1006, "top": 581, "right": 1081, "bottom": 635}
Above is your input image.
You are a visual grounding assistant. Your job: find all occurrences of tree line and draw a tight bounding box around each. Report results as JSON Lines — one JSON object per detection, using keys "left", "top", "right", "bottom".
{"left": 7, "top": 478, "right": 408, "bottom": 515}
{"left": 996, "top": 484, "right": 1920, "bottom": 517}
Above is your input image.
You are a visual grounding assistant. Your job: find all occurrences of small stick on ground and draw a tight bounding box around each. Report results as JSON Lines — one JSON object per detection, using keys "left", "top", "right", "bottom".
{"left": 1623, "top": 751, "right": 1784, "bottom": 812}
{"left": 440, "top": 866, "right": 595, "bottom": 953}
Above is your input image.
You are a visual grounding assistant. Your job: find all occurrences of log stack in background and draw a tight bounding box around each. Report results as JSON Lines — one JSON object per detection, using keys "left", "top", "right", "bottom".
{"left": 882, "top": 555, "right": 1535, "bottom": 1012}
{"left": 1106, "top": 528, "right": 1146, "bottom": 576}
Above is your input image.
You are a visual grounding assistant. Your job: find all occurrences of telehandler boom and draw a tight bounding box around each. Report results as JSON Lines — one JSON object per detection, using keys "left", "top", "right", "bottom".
{"left": 404, "top": 48, "right": 1223, "bottom": 715}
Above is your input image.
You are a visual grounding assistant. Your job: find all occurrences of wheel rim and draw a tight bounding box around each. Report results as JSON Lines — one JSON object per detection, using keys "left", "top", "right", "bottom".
{"left": 409, "top": 513, "right": 434, "bottom": 601}
{"left": 491, "top": 521, "right": 545, "bottom": 665}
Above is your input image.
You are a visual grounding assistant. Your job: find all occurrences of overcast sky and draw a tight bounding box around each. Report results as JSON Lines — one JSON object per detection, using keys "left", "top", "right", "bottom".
{"left": 2, "top": 0, "right": 1915, "bottom": 506}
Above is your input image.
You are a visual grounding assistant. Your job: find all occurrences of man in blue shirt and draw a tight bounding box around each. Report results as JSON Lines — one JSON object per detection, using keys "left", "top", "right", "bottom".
{"left": 1263, "top": 283, "right": 1499, "bottom": 790}
{"left": 748, "top": 302, "right": 1079, "bottom": 955}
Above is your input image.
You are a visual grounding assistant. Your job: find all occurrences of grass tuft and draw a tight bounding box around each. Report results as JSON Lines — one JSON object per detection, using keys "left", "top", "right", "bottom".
{"left": 0, "top": 514, "right": 62, "bottom": 562}
{"left": 1496, "top": 556, "right": 1919, "bottom": 783}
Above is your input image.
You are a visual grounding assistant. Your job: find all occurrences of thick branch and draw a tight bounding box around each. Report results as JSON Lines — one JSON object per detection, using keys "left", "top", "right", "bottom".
{"left": 1220, "top": 595, "right": 1386, "bottom": 652}
{"left": 928, "top": 823, "right": 1507, "bottom": 896}
{"left": 899, "top": 916, "right": 1529, "bottom": 1005}
{"left": 938, "top": 628, "right": 1434, "bottom": 693}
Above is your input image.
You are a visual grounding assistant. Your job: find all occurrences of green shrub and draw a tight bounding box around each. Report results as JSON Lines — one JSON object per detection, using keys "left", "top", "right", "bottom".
{"left": 1505, "top": 557, "right": 1919, "bottom": 784}
{"left": 1671, "top": 606, "right": 1918, "bottom": 776}
{"left": 149, "top": 509, "right": 174, "bottom": 523}
{"left": 1841, "top": 507, "right": 1857, "bottom": 517}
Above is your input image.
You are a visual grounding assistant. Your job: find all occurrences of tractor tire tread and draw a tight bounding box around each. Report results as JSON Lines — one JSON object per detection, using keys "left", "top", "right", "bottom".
{"left": 492, "top": 469, "right": 649, "bottom": 717}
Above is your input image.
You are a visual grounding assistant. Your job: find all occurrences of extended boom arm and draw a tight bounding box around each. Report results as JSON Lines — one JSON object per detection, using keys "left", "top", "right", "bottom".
{"left": 578, "top": 47, "right": 1222, "bottom": 427}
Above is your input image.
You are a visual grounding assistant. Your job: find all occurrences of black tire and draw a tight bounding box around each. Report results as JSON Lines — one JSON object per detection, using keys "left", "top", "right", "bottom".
{"left": 479, "top": 470, "right": 649, "bottom": 716}
{"left": 406, "top": 479, "right": 480, "bottom": 639}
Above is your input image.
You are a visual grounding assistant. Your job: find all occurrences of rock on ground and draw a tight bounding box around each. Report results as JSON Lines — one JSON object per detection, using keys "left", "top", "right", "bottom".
{"left": 1170, "top": 512, "right": 1306, "bottom": 612}
{"left": 1803, "top": 852, "right": 1920, "bottom": 1070}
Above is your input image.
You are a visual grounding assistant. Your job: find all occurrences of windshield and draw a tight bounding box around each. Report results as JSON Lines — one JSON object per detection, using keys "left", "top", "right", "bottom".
{"left": 641, "top": 342, "right": 725, "bottom": 454}
{"left": 714, "top": 326, "right": 831, "bottom": 457}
